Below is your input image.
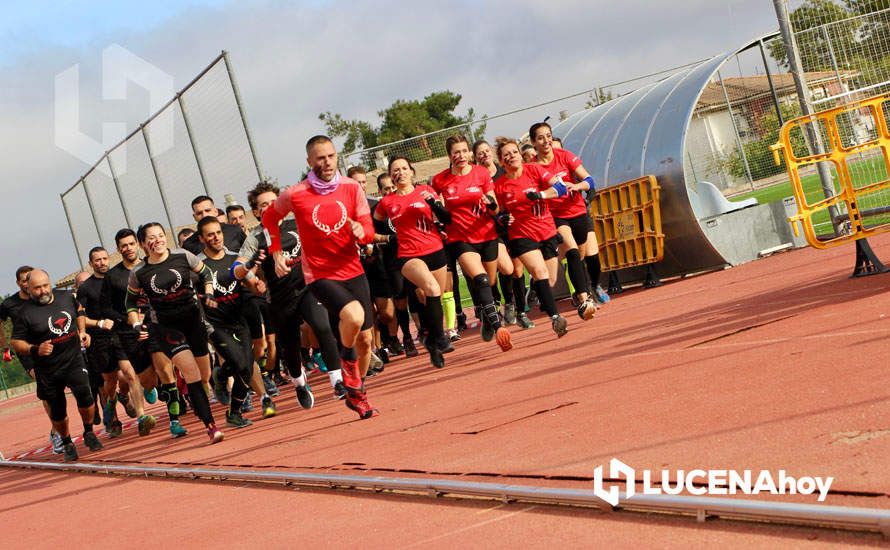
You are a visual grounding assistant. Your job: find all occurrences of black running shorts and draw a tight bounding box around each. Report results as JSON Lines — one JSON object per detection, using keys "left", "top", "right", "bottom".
{"left": 309, "top": 274, "right": 374, "bottom": 331}
{"left": 508, "top": 234, "right": 561, "bottom": 261}
{"left": 446, "top": 238, "right": 499, "bottom": 263}
{"left": 554, "top": 213, "right": 594, "bottom": 246}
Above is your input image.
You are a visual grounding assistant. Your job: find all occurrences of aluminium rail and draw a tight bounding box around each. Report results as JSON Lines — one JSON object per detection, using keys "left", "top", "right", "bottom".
{"left": 2, "top": 459, "right": 889, "bottom": 536}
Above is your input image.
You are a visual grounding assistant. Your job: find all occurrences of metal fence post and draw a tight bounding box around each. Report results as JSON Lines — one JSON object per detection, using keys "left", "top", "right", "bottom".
{"left": 80, "top": 175, "right": 106, "bottom": 249}
{"left": 222, "top": 51, "right": 264, "bottom": 182}
{"left": 178, "top": 94, "right": 212, "bottom": 198}
{"left": 61, "top": 193, "right": 85, "bottom": 268}
{"left": 718, "top": 70, "right": 754, "bottom": 188}
{"left": 759, "top": 38, "right": 784, "bottom": 127}
{"left": 773, "top": 0, "right": 840, "bottom": 235}
{"left": 142, "top": 125, "right": 178, "bottom": 239}
{"left": 105, "top": 156, "right": 132, "bottom": 229}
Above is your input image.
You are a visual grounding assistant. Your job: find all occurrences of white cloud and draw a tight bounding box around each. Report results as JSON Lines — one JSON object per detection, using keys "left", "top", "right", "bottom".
{"left": 0, "top": 0, "right": 778, "bottom": 291}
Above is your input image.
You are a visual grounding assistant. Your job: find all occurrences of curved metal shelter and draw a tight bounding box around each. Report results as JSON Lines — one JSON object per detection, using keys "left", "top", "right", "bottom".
{"left": 553, "top": 32, "right": 782, "bottom": 277}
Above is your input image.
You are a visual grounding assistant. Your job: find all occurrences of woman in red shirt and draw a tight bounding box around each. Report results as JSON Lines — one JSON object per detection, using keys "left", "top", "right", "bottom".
{"left": 474, "top": 139, "right": 532, "bottom": 329}
{"left": 374, "top": 157, "right": 452, "bottom": 369}
{"left": 431, "top": 134, "right": 512, "bottom": 352}
{"left": 530, "top": 122, "right": 610, "bottom": 306}
{"left": 493, "top": 137, "right": 597, "bottom": 337}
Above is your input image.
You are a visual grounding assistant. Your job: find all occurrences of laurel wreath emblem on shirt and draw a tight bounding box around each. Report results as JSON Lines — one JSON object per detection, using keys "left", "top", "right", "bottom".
{"left": 311, "top": 201, "right": 348, "bottom": 235}
{"left": 287, "top": 231, "right": 302, "bottom": 257}
{"left": 211, "top": 270, "right": 238, "bottom": 295}
{"left": 47, "top": 311, "right": 72, "bottom": 336}
{"left": 150, "top": 269, "right": 183, "bottom": 296}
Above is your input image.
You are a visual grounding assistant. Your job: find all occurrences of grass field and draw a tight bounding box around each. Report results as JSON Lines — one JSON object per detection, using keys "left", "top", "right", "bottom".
{"left": 731, "top": 155, "right": 890, "bottom": 235}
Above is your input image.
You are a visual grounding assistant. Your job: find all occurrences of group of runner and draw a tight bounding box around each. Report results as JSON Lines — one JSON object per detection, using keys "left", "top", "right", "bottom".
{"left": 1, "top": 124, "right": 610, "bottom": 462}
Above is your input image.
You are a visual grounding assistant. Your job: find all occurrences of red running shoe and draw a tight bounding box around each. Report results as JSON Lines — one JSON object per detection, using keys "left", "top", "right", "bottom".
{"left": 345, "top": 387, "right": 379, "bottom": 419}
{"left": 495, "top": 327, "right": 512, "bottom": 352}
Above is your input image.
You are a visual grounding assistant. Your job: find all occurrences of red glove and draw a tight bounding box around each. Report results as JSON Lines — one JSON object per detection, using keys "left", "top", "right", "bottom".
{"left": 2, "top": 347, "right": 12, "bottom": 362}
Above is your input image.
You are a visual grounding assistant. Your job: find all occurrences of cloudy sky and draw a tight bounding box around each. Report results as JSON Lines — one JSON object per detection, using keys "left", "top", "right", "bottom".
{"left": 0, "top": 0, "right": 780, "bottom": 294}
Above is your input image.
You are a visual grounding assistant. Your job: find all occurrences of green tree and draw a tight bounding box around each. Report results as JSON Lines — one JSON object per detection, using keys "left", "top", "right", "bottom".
{"left": 1, "top": 318, "right": 33, "bottom": 390}
{"left": 319, "top": 90, "right": 486, "bottom": 160}
{"left": 768, "top": 0, "right": 857, "bottom": 71}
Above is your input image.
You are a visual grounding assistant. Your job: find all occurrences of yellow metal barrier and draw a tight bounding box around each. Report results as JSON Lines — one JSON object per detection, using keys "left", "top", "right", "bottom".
{"left": 590, "top": 175, "right": 664, "bottom": 271}
{"left": 770, "top": 93, "right": 890, "bottom": 249}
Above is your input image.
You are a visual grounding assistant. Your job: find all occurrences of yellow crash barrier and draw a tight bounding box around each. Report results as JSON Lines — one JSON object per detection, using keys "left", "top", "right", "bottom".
{"left": 590, "top": 175, "right": 664, "bottom": 271}
{"left": 770, "top": 93, "right": 890, "bottom": 249}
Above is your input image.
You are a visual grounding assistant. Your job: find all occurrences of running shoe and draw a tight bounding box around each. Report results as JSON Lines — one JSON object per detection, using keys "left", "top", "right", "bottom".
{"left": 118, "top": 392, "right": 137, "bottom": 418}
{"left": 169, "top": 419, "right": 188, "bottom": 438}
{"left": 446, "top": 328, "right": 461, "bottom": 342}
{"left": 226, "top": 411, "right": 253, "bottom": 428}
{"left": 516, "top": 313, "right": 535, "bottom": 329}
{"left": 261, "top": 396, "right": 277, "bottom": 418}
{"left": 369, "top": 352, "right": 384, "bottom": 373}
{"left": 456, "top": 312, "right": 468, "bottom": 332}
{"left": 262, "top": 372, "right": 280, "bottom": 397}
{"left": 593, "top": 284, "right": 611, "bottom": 304}
{"left": 102, "top": 399, "right": 117, "bottom": 429}
{"left": 344, "top": 387, "right": 378, "bottom": 420}
{"left": 503, "top": 303, "right": 517, "bottom": 325}
{"left": 481, "top": 318, "right": 495, "bottom": 342}
{"left": 272, "top": 372, "right": 288, "bottom": 387}
{"left": 143, "top": 387, "right": 158, "bottom": 404}
{"left": 437, "top": 335, "right": 455, "bottom": 354}
{"left": 388, "top": 337, "right": 404, "bottom": 356}
{"left": 495, "top": 327, "right": 512, "bottom": 351}
{"left": 577, "top": 299, "right": 596, "bottom": 320}
{"left": 312, "top": 351, "right": 328, "bottom": 373}
{"left": 50, "top": 431, "right": 64, "bottom": 454}
{"left": 377, "top": 347, "right": 390, "bottom": 364}
{"left": 107, "top": 419, "right": 123, "bottom": 438}
{"left": 138, "top": 414, "right": 157, "bottom": 437}
{"left": 295, "top": 383, "right": 315, "bottom": 410}
{"left": 241, "top": 392, "right": 254, "bottom": 413}
{"left": 211, "top": 366, "right": 230, "bottom": 406}
{"left": 207, "top": 423, "right": 224, "bottom": 444}
{"left": 83, "top": 431, "right": 103, "bottom": 452}
{"left": 62, "top": 442, "right": 78, "bottom": 462}
{"left": 527, "top": 287, "right": 539, "bottom": 308}
{"left": 551, "top": 315, "right": 568, "bottom": 338}
{"left": 423, "top": 337, "right": 445, "bottom": 369}
{"left": 333, "top": 381, "right": 347, "bottom": 400}
{"left": 403, "top": 337, "right": 419, "bottom": 358}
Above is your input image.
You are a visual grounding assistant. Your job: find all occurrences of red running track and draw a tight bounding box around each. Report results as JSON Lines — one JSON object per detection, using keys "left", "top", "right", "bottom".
{"left": 3, "top": 234, "right": 890, "bottom": 547}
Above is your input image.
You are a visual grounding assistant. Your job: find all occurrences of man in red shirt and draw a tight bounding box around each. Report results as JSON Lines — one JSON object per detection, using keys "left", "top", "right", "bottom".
{"left": 262, "top": 135, "right": 378, "bottom": 419}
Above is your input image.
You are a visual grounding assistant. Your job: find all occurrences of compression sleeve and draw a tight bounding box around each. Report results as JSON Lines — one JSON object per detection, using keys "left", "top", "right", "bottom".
{"left": 425, "top": 198, "right": 453, "bottom": 225}
{"left": 125, "top": 269, "right": 143, "bottom": 314}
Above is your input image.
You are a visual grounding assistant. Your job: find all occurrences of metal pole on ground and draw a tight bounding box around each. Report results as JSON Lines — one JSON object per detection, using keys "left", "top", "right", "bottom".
{"left": 773, "top": 0, "right": 841, "bottom": 236}
{"left": 222, "top": 51, "right": 264, "bottom": 182}
{"left": 141, "top": 125, "right": 177, "bottom": 239}
{"left": 178, "top": 95, "right": 212, "bottom": 198}
{"left": 61, "top": 193, "right": 85, "bottom": 268}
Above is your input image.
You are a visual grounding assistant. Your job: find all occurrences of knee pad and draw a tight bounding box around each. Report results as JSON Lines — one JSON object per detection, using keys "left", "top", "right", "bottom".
{"left": 472, "top": 273, "right": 490, "bottom": 288}
{"left": 48, "top": 395, "right": 68, "bottom": 422}
{"left": 566, "top": 248, "right": 581, "bottom": 263}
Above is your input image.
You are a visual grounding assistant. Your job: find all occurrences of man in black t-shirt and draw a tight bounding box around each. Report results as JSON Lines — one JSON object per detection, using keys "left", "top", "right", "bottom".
{"left": 182, "top": 195, "right": 245, "bottom": 255}
{"left": 197, "top": 216, "right": 278, "bottom": 424}
{"left": 10, "top": 269, "right": 104, "bottom": 462}
{"left": 1, "top": 265, "right": 65, "bottom": 454}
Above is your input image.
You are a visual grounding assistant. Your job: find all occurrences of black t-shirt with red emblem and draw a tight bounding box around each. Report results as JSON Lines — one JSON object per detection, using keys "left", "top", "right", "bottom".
{"left": 239, "top": 218, "right": 307, "bottom": 305}
{"left": 11, "top": 290, "right": 84, "bottom": 374}
{"left": 128, "top": 249, "right": 201, "bottom": 325}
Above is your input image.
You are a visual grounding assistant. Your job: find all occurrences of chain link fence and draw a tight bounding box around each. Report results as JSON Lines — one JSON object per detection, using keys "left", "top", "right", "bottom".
{"left": 682, "top": 1, "right": 890, "bottom": 237}
{"left": 61, "top": 51, "right": 263, "bottom": 268}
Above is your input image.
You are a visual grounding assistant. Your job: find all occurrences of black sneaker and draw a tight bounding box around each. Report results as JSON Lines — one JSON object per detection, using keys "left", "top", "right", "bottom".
{"left": 63, "top": 442, "right": 78, "bottom": 462}
{"left": 262, "top": 373, "right": 280, "bottom": 397}
{"left": 437, "top": 335, "right": 455, "bottom": 354}
{"left": 107, "top": 419, "right": 123, "bottom": 438}
{"left": 333, "top": 381, "right": 347, "bottom": 400}
{"left": 403, "top": 337, "right": 419, "bottom": 358}
{"left": 226, "top": 410, "right": 253, "bottom": 428}
{"left": 388, "top": 338, "right": 404, "bottom": 356}
{"left": 456, "top": 312, "right": 468, "bottom": 332}
{"left": 481, "top": 318, "right": 495, "bottom": 342}
{"left": 377, "top": 347, "right": 390, "bottom": 364}
{"left": 273, "top": 372, "right": 288, "bottom": 387}
{"left": 295, "top": 383, "right": 315, "bottom": 409}
{"left": 83, "top": 431, "right": 103, "bottom": 452}
{"left": 551, "top": 315, "right": 568, "bottom": 338}
{"left": 423, "top": 337, "right": 445, "bottom": 369}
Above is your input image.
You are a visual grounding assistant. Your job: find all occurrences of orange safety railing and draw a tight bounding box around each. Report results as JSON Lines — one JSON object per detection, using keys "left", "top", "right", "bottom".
{"left": 770, "top": 93, "right": 890, "bottom": 249}
{"left": 590, "top": 175, "right": 664, "bottom": 271}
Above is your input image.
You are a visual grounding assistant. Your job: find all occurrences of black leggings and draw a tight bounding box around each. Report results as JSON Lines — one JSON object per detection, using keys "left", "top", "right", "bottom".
{"left": 209, "top": 321, "right": 254, "bottom": 409}
{"left": 271, "top": 292, "right": 341, "bottom": 378}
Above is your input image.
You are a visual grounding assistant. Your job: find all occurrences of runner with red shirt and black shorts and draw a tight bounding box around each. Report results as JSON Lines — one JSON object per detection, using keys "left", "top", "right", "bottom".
{"left": 531, "top": 121, "right": 610, "bottom": 307}
{"left": 374, "top": 157, "right": 454, "bottom": 369}
{"left": 262, "top": 135, "right": 378, "bottom": 419}
{"left": 493, "top": 137, "right": 595, "bottom": 336}
{"left": 431, "top": 134, "right": 512, "bottom": 352}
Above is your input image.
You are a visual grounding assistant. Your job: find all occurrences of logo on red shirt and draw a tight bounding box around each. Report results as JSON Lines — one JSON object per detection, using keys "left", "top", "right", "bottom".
{"left": 311, "top": 201, "right": 348, "bottom": 235}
